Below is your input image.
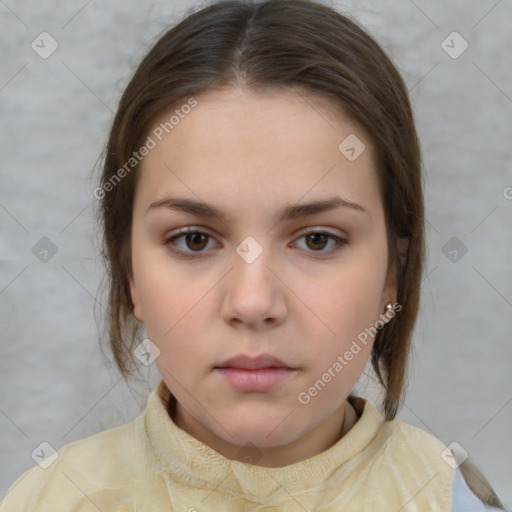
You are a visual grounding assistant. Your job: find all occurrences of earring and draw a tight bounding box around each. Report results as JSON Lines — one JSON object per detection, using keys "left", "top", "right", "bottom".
{"left": 377, "top": 304, "right": 394, "bottom": 330}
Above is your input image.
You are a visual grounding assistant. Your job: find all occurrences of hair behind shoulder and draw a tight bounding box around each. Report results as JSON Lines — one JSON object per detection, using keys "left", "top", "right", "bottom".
{"left": 459, "top": 457, "right": 507, "bottom": 509}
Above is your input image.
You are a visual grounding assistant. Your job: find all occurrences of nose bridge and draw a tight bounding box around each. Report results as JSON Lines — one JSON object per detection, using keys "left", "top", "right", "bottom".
{"left": 232, "top": 234, "right": 275, "bottom": 286}
{"left": 223, "top": 233, "right": 285, "bottom": 320}
{"left": 235, "top": 234, "right": 267, "bottom": 266}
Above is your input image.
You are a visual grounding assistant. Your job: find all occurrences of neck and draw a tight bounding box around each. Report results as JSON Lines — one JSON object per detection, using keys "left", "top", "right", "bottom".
{"left": 170, "top": 398, "right": 358, "bottom": 468}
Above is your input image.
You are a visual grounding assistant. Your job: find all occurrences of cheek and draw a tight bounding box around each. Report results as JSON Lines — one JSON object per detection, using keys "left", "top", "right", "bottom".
{"left": 141, "top": 277, "right": 207, "bottom": 379}
{"left": 133, "top": 259, "right": 215, "bottom": 366}
{"left": 299, "top": 263, "right": 383, "bottom": 401}
{"left": 131, "top": 243, "right": 181, "bottom": 335}
{"left": 308, "top": 256, "right": 387, "bottom": 336}
{"left": 139, "top": 273, "right": 199, "bottom": 339}
{"left": 293, "top": 258, "right": 387, "bottom": 389}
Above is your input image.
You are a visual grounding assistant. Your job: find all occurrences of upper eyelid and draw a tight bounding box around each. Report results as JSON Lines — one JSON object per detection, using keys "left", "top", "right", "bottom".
{"left": 165, "top": 226, "right": 346, "bottom": 241}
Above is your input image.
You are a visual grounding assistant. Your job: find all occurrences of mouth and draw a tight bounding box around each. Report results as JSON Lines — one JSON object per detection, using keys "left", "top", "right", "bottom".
{"left": 215, "top": 367, "right": 296, "bottom": 392}
{"left": 214, "top": 353, "right": 297, "bottom": 392}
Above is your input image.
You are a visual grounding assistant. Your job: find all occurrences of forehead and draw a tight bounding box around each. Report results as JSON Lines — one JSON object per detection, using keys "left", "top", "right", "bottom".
{"left": 148, "top": 85, "right": 371, "bottom": 156}
{"left": 135, "top": 86, "right": 381, "bottom": 219}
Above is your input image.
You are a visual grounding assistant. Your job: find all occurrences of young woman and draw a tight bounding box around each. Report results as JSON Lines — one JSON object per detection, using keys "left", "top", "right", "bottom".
{"left": 1, "top": 1, "right": 506, "bottom": 510}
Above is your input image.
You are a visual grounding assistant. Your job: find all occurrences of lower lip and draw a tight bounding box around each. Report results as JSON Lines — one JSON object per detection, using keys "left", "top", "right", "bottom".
{"left": 215, "top": 367, "right": 295, "bottom": 392}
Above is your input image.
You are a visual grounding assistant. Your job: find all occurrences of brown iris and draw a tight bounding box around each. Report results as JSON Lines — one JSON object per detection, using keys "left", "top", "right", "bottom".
{"left": 185, "top": 232, "right": 209, "bottom": 251}
{"left": 305, "top": 233, "right": 329, "bottom": 251}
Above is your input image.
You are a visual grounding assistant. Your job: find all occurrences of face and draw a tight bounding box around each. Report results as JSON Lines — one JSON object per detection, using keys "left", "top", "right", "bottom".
{"left": 129, "top": 86, "right": 397, "bottom": 462}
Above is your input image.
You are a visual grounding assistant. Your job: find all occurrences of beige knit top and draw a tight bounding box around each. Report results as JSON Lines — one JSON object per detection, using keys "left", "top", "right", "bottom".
{"left": 1, "top": 379, "right": 455, "bottom": 511}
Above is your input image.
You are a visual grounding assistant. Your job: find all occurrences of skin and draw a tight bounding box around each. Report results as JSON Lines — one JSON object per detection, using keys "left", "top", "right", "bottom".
{"left": 129, "top": 86, "right": 398, "bottom": 468}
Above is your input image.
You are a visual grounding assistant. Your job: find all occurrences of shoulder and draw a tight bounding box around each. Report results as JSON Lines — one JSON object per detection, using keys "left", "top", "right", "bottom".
{"left": 0, "top": 412, "right": 158, "bottom": 511}
{"left": 374, "top": 415, "right": 503, "bottom": 511}
{"left": 377, "top": 415, "right": 451, "bottom": 465}
{"left": 342, "top": 399, "right": 457, "bottom": 508}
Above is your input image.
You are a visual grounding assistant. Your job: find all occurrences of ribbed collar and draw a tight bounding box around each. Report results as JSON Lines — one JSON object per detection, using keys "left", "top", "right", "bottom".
{"left": 144, "top": 379, "right": 384, "bottom": 498}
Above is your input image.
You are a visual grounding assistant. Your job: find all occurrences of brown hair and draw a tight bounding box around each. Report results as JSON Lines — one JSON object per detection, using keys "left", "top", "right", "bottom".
{"left": 97, "top": 0, "right": 424, "bottom": 422}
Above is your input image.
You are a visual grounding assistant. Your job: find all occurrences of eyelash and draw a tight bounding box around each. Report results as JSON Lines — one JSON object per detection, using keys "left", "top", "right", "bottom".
{"left": 164, "top": 227, "right": 348, "bottom": 260}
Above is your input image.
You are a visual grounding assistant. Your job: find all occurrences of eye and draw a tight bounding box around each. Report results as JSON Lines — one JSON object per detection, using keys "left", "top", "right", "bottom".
{"left": 164, "top": 227, "right": 348, "bottom": 260}
{"left": 294, "top": 229, "right": 347, "bottom": 254}
{"left": 165, "top": 227, "right": 218, "bottom": 259}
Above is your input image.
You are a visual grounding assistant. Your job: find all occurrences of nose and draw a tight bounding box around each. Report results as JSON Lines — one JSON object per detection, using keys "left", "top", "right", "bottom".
{"left": 221, "top": 236, "right": 288, "bottom": 328}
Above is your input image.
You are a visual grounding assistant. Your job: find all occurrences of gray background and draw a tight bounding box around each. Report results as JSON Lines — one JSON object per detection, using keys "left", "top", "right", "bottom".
{"left": 1, "top": 0, "right": 511, "bottom": 506}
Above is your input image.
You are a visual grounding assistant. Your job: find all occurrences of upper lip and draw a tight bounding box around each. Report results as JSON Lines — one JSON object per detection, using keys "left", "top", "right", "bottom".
{"left": 216, "top": 353, "right": 294, "bottom": 370}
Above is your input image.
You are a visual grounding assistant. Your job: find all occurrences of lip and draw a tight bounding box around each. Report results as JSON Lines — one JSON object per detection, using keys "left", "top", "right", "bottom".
{"left": 215, "top": 353, "right": 297, "bottom": 392}
{"left": 215, "top": 367, "right": 295, "bottom": 392}
{"left": 216, "top": 353, "right": 293, "bottom": 370}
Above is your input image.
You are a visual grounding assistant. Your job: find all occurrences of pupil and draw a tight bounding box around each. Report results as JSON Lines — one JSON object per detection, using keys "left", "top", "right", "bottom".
{"left": 188, "top": 233, "right": 207, "bottom": 250}
{"left": 309, "top": 233, "right": 326, "bottom": 250}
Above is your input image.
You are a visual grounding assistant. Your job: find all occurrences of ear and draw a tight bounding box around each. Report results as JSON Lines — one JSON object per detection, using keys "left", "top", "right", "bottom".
{"left": 129, "top": 273, "right": 144, "bottom": 323}
{"left": 380, "top": 237, "right": 409, "bottom": 311}
{"left": 397, "top": 237, "right": 409, "bottom": 268}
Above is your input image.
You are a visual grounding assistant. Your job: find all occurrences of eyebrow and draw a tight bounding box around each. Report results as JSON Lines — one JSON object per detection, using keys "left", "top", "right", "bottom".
{"left": 146, "top": 195, "right": 367, "bottom": 224}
